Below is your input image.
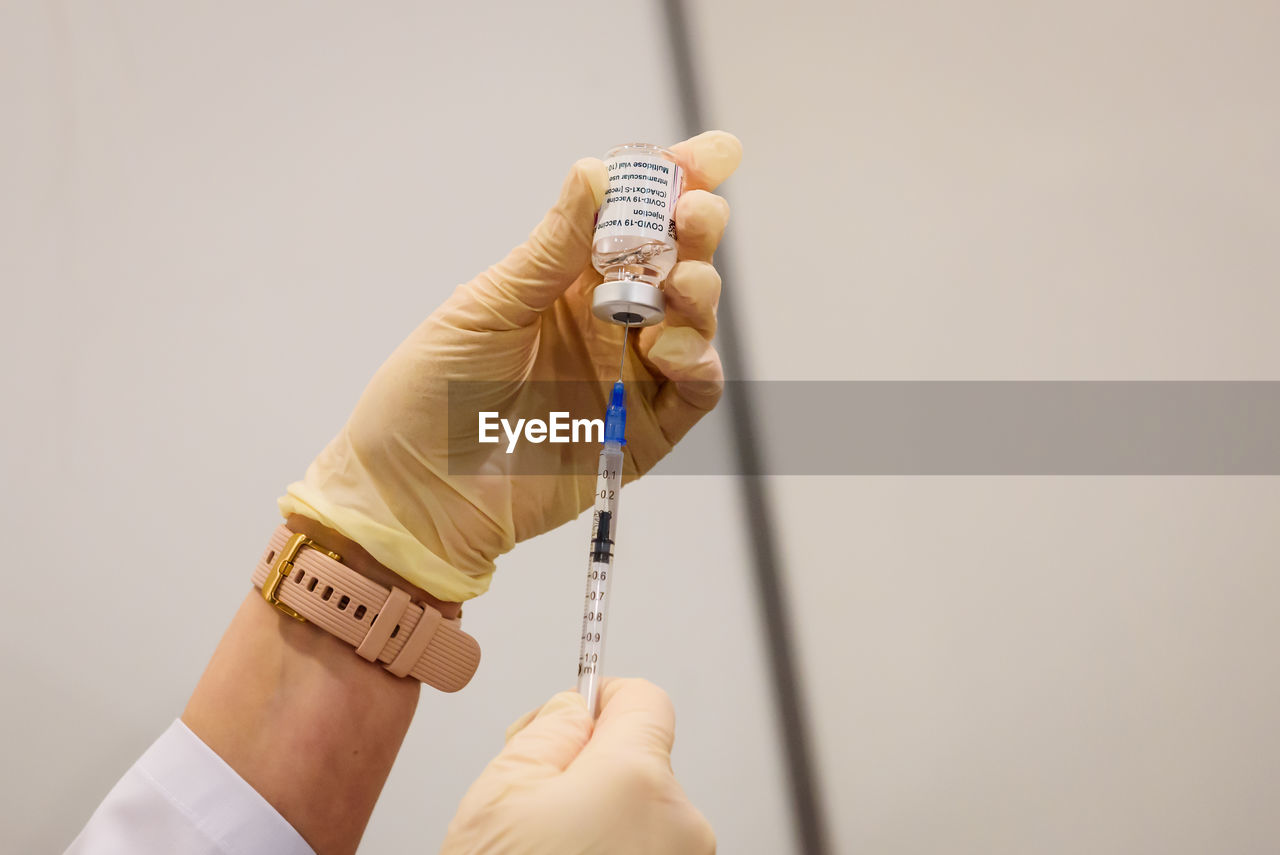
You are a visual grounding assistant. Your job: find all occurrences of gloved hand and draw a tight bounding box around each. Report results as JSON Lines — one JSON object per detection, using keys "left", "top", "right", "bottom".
{"left": 441, "top": 679, "right": 715, "bottom": 855}
{"left": 280, "top": 132, "right": 741, "bottom": 602}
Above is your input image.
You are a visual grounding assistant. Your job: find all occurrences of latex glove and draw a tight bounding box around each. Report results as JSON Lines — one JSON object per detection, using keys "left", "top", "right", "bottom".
{"left": 280, "top": 132, "right": 741, "bottom": 602}
{"left": 441, "top": 679, "right": 715, "bottom": 855}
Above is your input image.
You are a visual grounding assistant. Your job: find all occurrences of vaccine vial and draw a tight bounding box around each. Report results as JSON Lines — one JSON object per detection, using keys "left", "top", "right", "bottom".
{"left": 591, "top": 143, "right": 683, "bottom": 326}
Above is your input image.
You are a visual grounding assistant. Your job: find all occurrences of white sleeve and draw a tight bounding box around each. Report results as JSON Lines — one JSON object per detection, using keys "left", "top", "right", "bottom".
{"left": 66, "top": 719, "right": 314, "bottom": 855}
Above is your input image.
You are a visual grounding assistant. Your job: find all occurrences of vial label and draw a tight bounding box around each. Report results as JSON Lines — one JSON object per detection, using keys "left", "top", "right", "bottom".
{"left": 593, "top": 154, "right": 682, "bottom": 246}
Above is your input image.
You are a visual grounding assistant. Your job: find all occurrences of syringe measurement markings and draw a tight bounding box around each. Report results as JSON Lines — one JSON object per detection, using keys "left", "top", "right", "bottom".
{"left": 577, "top": 380, "right": 625, "bottom": 716}
{"left": 577, "top": 472, "right": 618, "bottom": 683}
{"left": 581, "top": 506, "right": 614, "bottom": 675}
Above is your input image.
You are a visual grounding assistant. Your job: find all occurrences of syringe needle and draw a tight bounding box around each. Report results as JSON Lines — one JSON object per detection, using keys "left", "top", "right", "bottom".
{"left": 617, "top": 322, "right": 629, "bottom": 382}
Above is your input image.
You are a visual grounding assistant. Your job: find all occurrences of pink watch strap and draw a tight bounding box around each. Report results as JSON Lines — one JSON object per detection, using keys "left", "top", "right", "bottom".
{"left": 251, "top": 526, "right": 480, "bottom": 692}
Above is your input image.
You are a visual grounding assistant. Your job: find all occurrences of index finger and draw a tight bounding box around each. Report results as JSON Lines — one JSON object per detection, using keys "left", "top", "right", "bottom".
{"left": 669, "top": 131, "right": 743, "bottom": 192}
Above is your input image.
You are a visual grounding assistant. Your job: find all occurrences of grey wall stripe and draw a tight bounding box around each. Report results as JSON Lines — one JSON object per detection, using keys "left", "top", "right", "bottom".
{"left": 660, "top": 3, "right": 833, "bottom": 853}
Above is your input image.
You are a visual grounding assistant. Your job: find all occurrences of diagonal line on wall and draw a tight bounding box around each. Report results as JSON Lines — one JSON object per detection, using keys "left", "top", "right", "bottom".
{"left": 661, "top": 2, "right": 833, "bottom": 853}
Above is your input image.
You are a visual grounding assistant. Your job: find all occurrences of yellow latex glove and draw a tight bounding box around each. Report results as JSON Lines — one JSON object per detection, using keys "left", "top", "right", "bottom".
{"left": 280, "top": 132, "right": 741, "bottom": 602}
{"left": 441, "top": 679, "right": 715, "bottom": 854}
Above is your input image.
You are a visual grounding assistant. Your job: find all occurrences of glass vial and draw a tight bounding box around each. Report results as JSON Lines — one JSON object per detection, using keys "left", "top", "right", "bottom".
{"left": 591, "top": 143, "right": 683, "bottom": 326}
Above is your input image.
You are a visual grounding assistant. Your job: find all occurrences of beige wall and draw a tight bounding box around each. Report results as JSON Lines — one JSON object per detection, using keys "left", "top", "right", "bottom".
{"left": 691, "top": 0, "right": 1280, "bottom": 852}
{"left": 4, "top": 1, "right": 1279, "bottom": 853}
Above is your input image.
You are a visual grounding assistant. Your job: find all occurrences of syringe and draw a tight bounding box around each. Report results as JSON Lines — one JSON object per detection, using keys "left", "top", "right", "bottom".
{"left": 576, "top": 329, "right": 630, "bottom": 717}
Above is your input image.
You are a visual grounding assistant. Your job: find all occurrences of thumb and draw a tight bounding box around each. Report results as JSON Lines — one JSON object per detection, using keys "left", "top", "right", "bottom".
{"left": 584, "top": 678, "right": 677, "bottom": 761}
{"left": 466, "top": 158, "right": 608, "bottom": 329}
{"left": 487, "top": 690, "right": 593, "bottom": 779}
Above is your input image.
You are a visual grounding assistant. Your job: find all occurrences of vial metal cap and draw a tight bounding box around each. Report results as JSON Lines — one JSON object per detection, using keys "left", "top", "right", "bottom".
{"left": 591, "top": 280, "right": 666, "bottom": 327}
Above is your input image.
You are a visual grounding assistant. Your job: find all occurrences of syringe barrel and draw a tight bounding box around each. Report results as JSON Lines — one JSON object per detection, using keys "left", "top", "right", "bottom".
{"left": 577, "top": 442, "right": 624, "bottom": 717}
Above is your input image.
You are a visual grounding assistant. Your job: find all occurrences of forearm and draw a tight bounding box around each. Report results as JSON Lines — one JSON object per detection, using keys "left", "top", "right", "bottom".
{"left": 182, "top": 517, "right": 458, "bottom": 855}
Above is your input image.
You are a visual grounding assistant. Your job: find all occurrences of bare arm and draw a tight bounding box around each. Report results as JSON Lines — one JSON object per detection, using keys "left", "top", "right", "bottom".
{"left": 182, "top": 516, "right": 457, "bottom": 855}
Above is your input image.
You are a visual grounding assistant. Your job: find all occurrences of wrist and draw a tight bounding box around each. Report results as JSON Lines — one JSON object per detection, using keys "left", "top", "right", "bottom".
{"left": 285, "top": 514, "right": 462, "bottom": 620}
{"left": 254, "top": 521, "right": 482, "bottom": 692}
